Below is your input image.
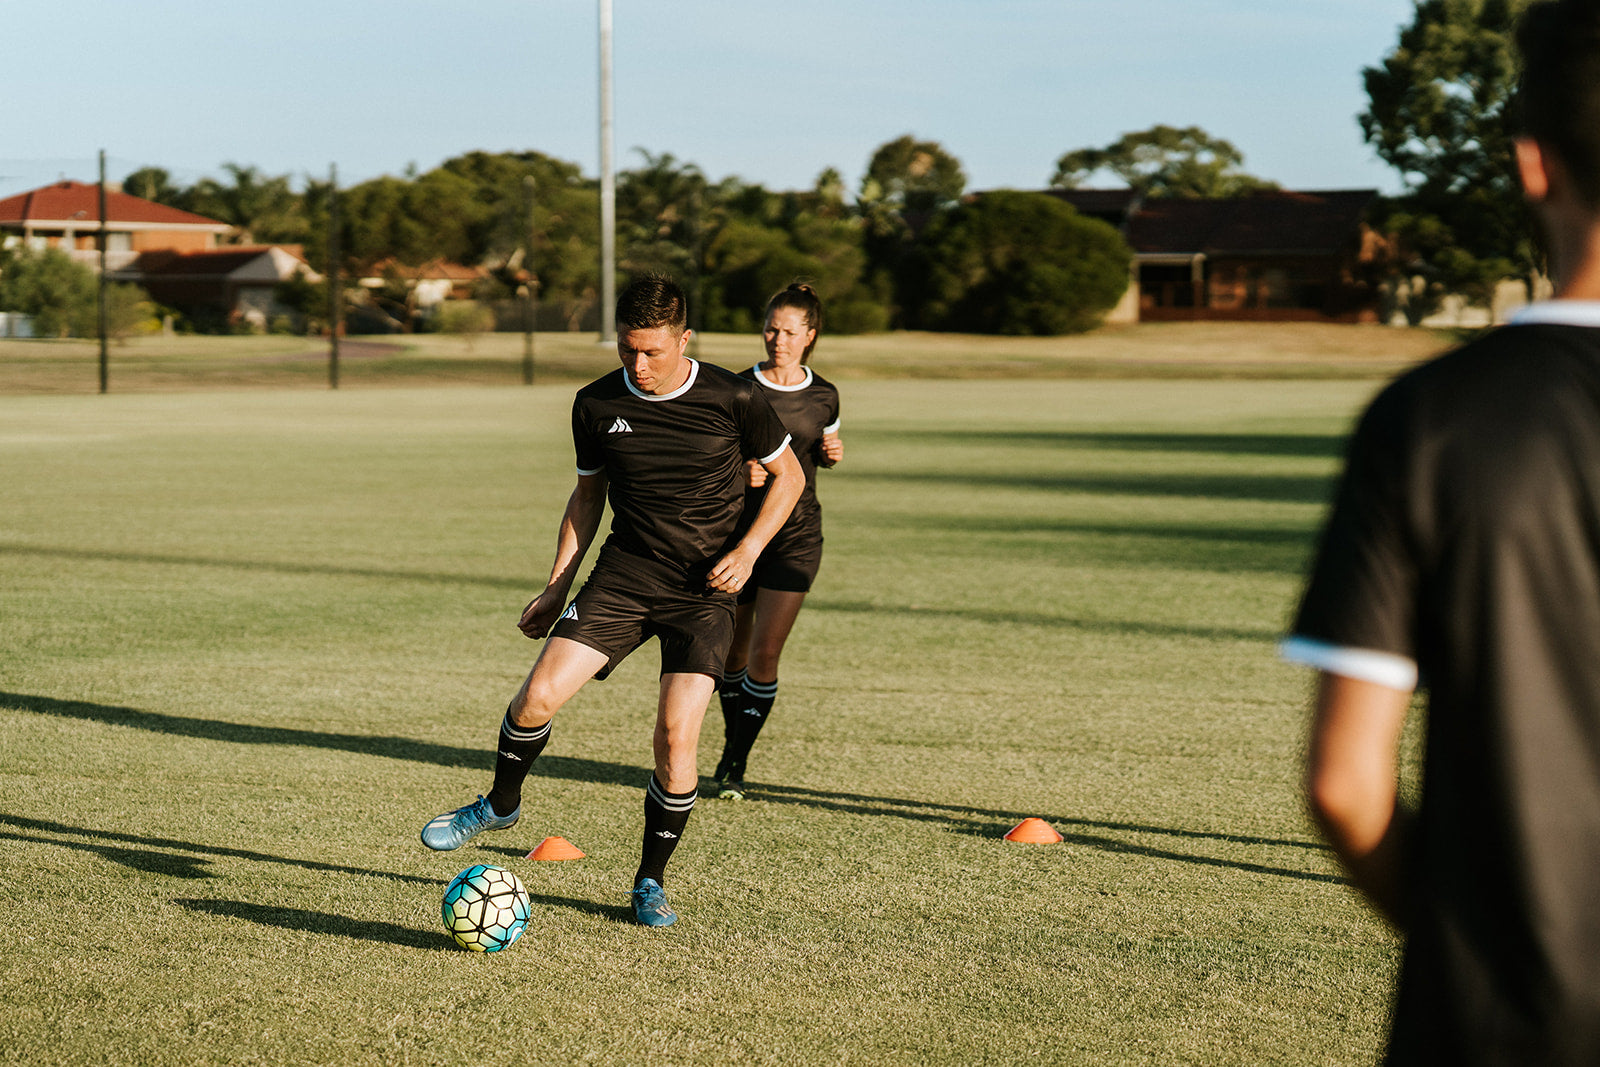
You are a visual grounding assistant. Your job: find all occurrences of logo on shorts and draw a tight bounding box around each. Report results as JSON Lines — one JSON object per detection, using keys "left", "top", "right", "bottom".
{"left": 654, "top": 830, "right": 677, "bottom": 839}
{"left": 558, "top": 603, "right": 578, "bottom": 622}
{"left": 609, "top": 418, "right": 633, "bottom": 433}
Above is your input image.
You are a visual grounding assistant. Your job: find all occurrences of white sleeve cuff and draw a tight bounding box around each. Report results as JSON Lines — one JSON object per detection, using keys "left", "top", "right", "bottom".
{"left": 1279, "top": 636, "right": 1417, "bottom": 691}
{"left": 757, "top": 434, "right": 793, "bottom": 466}
{"left": 576, "top": 464, "right": 603, "bottom": 476}
{"left": 823, "top": 419, "right": 841, "bottom": 434}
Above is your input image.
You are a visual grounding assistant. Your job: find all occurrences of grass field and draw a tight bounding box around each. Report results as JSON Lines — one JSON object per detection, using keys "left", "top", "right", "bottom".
{"left": 0, "top": 336, "right": 1437, "bottom": 1064}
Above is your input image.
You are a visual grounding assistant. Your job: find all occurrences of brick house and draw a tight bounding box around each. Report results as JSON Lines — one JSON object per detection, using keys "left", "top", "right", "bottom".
{"left": 1, "top": 181, "right": 319, "bottom": 330}
{"left": 0, "top": 180, "right": 232, "bottom": 272}
{"left": 123, "top": 246, "right": 321, "bottom": 332}
{"left": 1047, "top": 187, "right": 1387, "bottom": 323}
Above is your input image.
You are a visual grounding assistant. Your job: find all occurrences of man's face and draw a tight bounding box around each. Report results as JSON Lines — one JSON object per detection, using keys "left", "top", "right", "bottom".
{"left": 618, "top": 325, "right": 691, "bottom": 395}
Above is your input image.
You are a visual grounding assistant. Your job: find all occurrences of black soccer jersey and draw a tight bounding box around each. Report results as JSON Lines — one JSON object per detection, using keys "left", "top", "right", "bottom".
{"left": 1286, "top": 304, "right": 1600, "bottom": 1064}
{"left": 737, "top": 364, "right": 840, "bottom": 534}
{"left": 571, "top": 359, "right": 791, "bottom": 574}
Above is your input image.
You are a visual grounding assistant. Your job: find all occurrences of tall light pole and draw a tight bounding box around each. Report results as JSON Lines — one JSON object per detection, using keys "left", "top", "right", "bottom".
{"left": 327, "top": 163, "right": 341, "bottom": 390}
{"left": 598, "top": 0, "right": 615, "bottom": 343}
{"left": 98, "top": 149, "right": 108, "bottom": 394}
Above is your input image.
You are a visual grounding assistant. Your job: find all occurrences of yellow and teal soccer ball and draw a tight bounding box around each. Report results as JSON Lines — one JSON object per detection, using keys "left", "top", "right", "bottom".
{"left": 442, "top": 864, "right": 530, "bottom": 952}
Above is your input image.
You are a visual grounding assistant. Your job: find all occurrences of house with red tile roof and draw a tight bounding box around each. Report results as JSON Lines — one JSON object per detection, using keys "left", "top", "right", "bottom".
{"left": 353, "top": 258, "right": 487, "bottom": 332}
{"left": 0, "top": 180, "right": 232, "bottom": 271}
{"left": 0, "top": 181, "right": 321, "bottom": 331}
{"left": 123, "top": 246, "right": 321, "bottom": 332}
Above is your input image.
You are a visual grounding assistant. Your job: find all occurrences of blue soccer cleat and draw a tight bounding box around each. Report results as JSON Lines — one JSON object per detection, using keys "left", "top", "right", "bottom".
{"left": 631, "top": 877, "right": 678, "bottom": 927}
{"left": 420, "top": 795, "right": 519, "bottom": 851}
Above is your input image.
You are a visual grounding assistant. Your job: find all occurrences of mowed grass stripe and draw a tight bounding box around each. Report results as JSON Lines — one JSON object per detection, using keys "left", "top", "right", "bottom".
{"left": 0, "top": 379, "right": 1405, "bottom": 1066}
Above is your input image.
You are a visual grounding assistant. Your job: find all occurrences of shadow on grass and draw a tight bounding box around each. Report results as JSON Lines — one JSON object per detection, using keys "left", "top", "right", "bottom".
{"left": 0, "top": 813, "right": 438, "bottom": 885}
{"left": 849, "top": 468, "right": 1337, "bottom": 506}
{"left": 0, "top": 690, "right": 652, "bottom": 787}
{"left": 805, "top": 599, "right": 1277, "bottom": 643}
{"left": 174, "top": 892, "right": 631, "bottom": 945}
{"left": 173, "top": 898, "right": 452, "bottom": 950}
{"left": 857, "top": 429, "right": 1350, "bottom": 460}
{"left": 0, "top": 540, "right": 528, "bottom": 590}
{"left": 5, "top": 691, "right": 1337, "bottom": 887}
{"left": 0, "top": 828, "right": 217, "bottom": 878}
{"left": 750, "top": 783, "right": 1344, "bottom": 886}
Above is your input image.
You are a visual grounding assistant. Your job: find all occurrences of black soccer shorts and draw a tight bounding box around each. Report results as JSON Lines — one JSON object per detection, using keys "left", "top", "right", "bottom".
{"left": 740, "top": 517, "right": 823, "bottom": 604}
{"left": 550, "top": 548, "right": 736, "bottom": 681}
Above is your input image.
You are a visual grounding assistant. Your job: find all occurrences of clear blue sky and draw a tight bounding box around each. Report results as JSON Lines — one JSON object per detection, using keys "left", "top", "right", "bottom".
{"left": 2, "top": 0, "right": 1416, "bottom": 199}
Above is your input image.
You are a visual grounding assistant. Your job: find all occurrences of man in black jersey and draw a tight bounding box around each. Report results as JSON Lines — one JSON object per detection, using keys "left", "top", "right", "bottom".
{"left": 421, "top": 274, "right": 802, "bottom": 927}
{"left": 1285, "top": 2, "right": 1600, "bottom": 1060}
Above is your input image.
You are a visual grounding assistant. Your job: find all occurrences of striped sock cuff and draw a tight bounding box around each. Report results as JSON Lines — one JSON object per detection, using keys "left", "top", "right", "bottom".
{"left": 646, "top": 774, "right": 698, "bottom": 812}
{"left": 501, "top": 713, "right": 551, "bottom": 745}
{"left": 740, "top": 676, "right": 778, "bottom": 700}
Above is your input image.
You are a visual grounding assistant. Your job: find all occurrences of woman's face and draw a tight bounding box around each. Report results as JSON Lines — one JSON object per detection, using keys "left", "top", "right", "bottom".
{"left": 763, "top": 306, "right": 816, "bottom": 366}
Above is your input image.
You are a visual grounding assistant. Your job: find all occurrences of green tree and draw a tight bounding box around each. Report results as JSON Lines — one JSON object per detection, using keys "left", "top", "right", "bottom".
{"left": 431, "top": 150, "right": 602, "bottom": 331}
{"left": 906, "top": 192, "right": 1130, "bottom": 335}
{"left": 1359, "top": 0, "right": 1535, "bottom": 300}
{"left": 122, "top": 167, "right": 189, "bottom": 208}
{"left": 431, "top": 300, "right": 494, "bottom": 349}
{"left": 1050, "top": 125, "right": 1275, "bottom": 198}
{"left": 68, "top": 282, "right": 158, "bottom": 342}
{"left": 0, "top": 248, "right": 98, "bottom": 337}
{"left": 188, "top": 163, "right": 305, "bottom": 244}
{"left": 618, "top": 149, "right": 707, "bottom": 281}
{"left": 862, "top": 135, "right": 967, "bottom": 215}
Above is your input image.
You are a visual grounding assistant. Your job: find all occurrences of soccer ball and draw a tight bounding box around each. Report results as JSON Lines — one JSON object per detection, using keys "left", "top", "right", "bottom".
{"left": 441, "top": 864, "right": 531, "bottom": 952}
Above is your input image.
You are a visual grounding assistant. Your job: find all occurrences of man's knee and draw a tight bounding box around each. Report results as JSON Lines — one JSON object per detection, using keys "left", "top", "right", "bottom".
{"left": 508, "top": 684, "right": 561, "bottom": 728}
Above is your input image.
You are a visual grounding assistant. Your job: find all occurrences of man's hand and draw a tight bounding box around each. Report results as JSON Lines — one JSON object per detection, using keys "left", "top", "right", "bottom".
{"left": 518, "top": 589, "right": 567, "bottom": 639}
{"left": 744, "top": 458, "right": 767, "bottom": 488}
{"left": 820, "top": 432, "right": 843, "bottom": 466}
{"left": 706, "top": 545, "right": 757, "bottom": 595}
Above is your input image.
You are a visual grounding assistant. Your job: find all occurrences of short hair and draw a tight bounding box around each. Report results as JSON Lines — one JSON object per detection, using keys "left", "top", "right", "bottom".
{"left": 615, "top": 273, "right": 688, "bottom": 333}
{"left": 763, "top": 281, "right": 824, "bottom": 363}
{"left": 1515, "top": 0, "right": 1600, "bottom": 208}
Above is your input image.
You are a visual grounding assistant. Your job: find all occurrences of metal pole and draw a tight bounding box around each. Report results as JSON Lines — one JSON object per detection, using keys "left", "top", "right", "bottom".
{"left": 523, "top": 175, "right": 536, "bottom": 385}
{"left": 327, "top": 163, "right": 340, "bottom": 390}
{"left": 98, "top": 149, "right": 108, "bottom": 394}
{"left": 598, "top": 0, "right": 615, "bottom": 342}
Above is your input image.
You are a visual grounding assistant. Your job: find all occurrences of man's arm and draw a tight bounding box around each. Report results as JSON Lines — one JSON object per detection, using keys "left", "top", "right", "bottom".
{"left": 706, "top": 447, "right": 803, "bottom": 594}
{"left": 518, "top": 471, "right": 607, "bottom": 638}
{"left": 1305, "top": 669, "right": 1413, "bottom": 928}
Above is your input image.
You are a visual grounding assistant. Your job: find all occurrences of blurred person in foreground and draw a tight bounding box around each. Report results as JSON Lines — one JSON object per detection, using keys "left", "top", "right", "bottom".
{"left": 1284, "top": 1, "right": 1600, "bottom": 1061}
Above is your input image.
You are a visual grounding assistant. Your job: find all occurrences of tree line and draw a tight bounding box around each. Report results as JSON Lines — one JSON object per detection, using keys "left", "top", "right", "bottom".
{"left": 1, "top": 1, "right": 1549, "bottom": 339}
{"left": 119, "top": 136, "right": 1139, "bottom": 338}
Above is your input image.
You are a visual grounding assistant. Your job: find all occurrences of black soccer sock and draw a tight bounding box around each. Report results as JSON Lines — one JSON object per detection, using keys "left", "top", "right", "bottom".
{"left": 717, "top": 668, "right": 747, "bottom": 739}
{"left": 722, "top": 675, "right": 777, "bottom": 768}
{"left": 486, "top": 711, "right": 551, "bottom": 817}
{"left": 636, "top": 775, "right": 696, "bottom": 886}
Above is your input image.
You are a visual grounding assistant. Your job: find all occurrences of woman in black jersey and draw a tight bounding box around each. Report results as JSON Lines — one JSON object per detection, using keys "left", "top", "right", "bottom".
{"left": 713, "top": 283, "right": 842, "bottom": 799}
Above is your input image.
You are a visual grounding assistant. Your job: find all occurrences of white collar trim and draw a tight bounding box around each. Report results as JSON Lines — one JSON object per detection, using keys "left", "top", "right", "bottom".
{"left": 625, "top": 358, "right": 699, "bottom": 401}
{"left": 1509, "top": 301, "right": 1600, "bottom": 328}
{"left": 751, "top": 364, "right": 813, "bottom": 392}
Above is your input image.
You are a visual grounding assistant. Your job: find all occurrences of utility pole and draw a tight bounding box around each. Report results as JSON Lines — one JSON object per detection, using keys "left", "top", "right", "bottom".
{"left": 327, "top": 163, "right": 341, "bottom": 390}
{"left": 522, "top": 175, "right": 537, "bottom": 385}
{"left": 598, "top": 0, "right": 615, "bottom": 343}
{"left": 97, "top": 149, "right": 108, "bottom": 394}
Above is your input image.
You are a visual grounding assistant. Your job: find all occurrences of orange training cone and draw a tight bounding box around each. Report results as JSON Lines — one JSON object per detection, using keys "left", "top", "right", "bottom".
{"left": 528, "top": 836, "right": 586, "bottom": 861}
{"left": 1004, "top": 817, "right": 1063, "bottom": 844}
